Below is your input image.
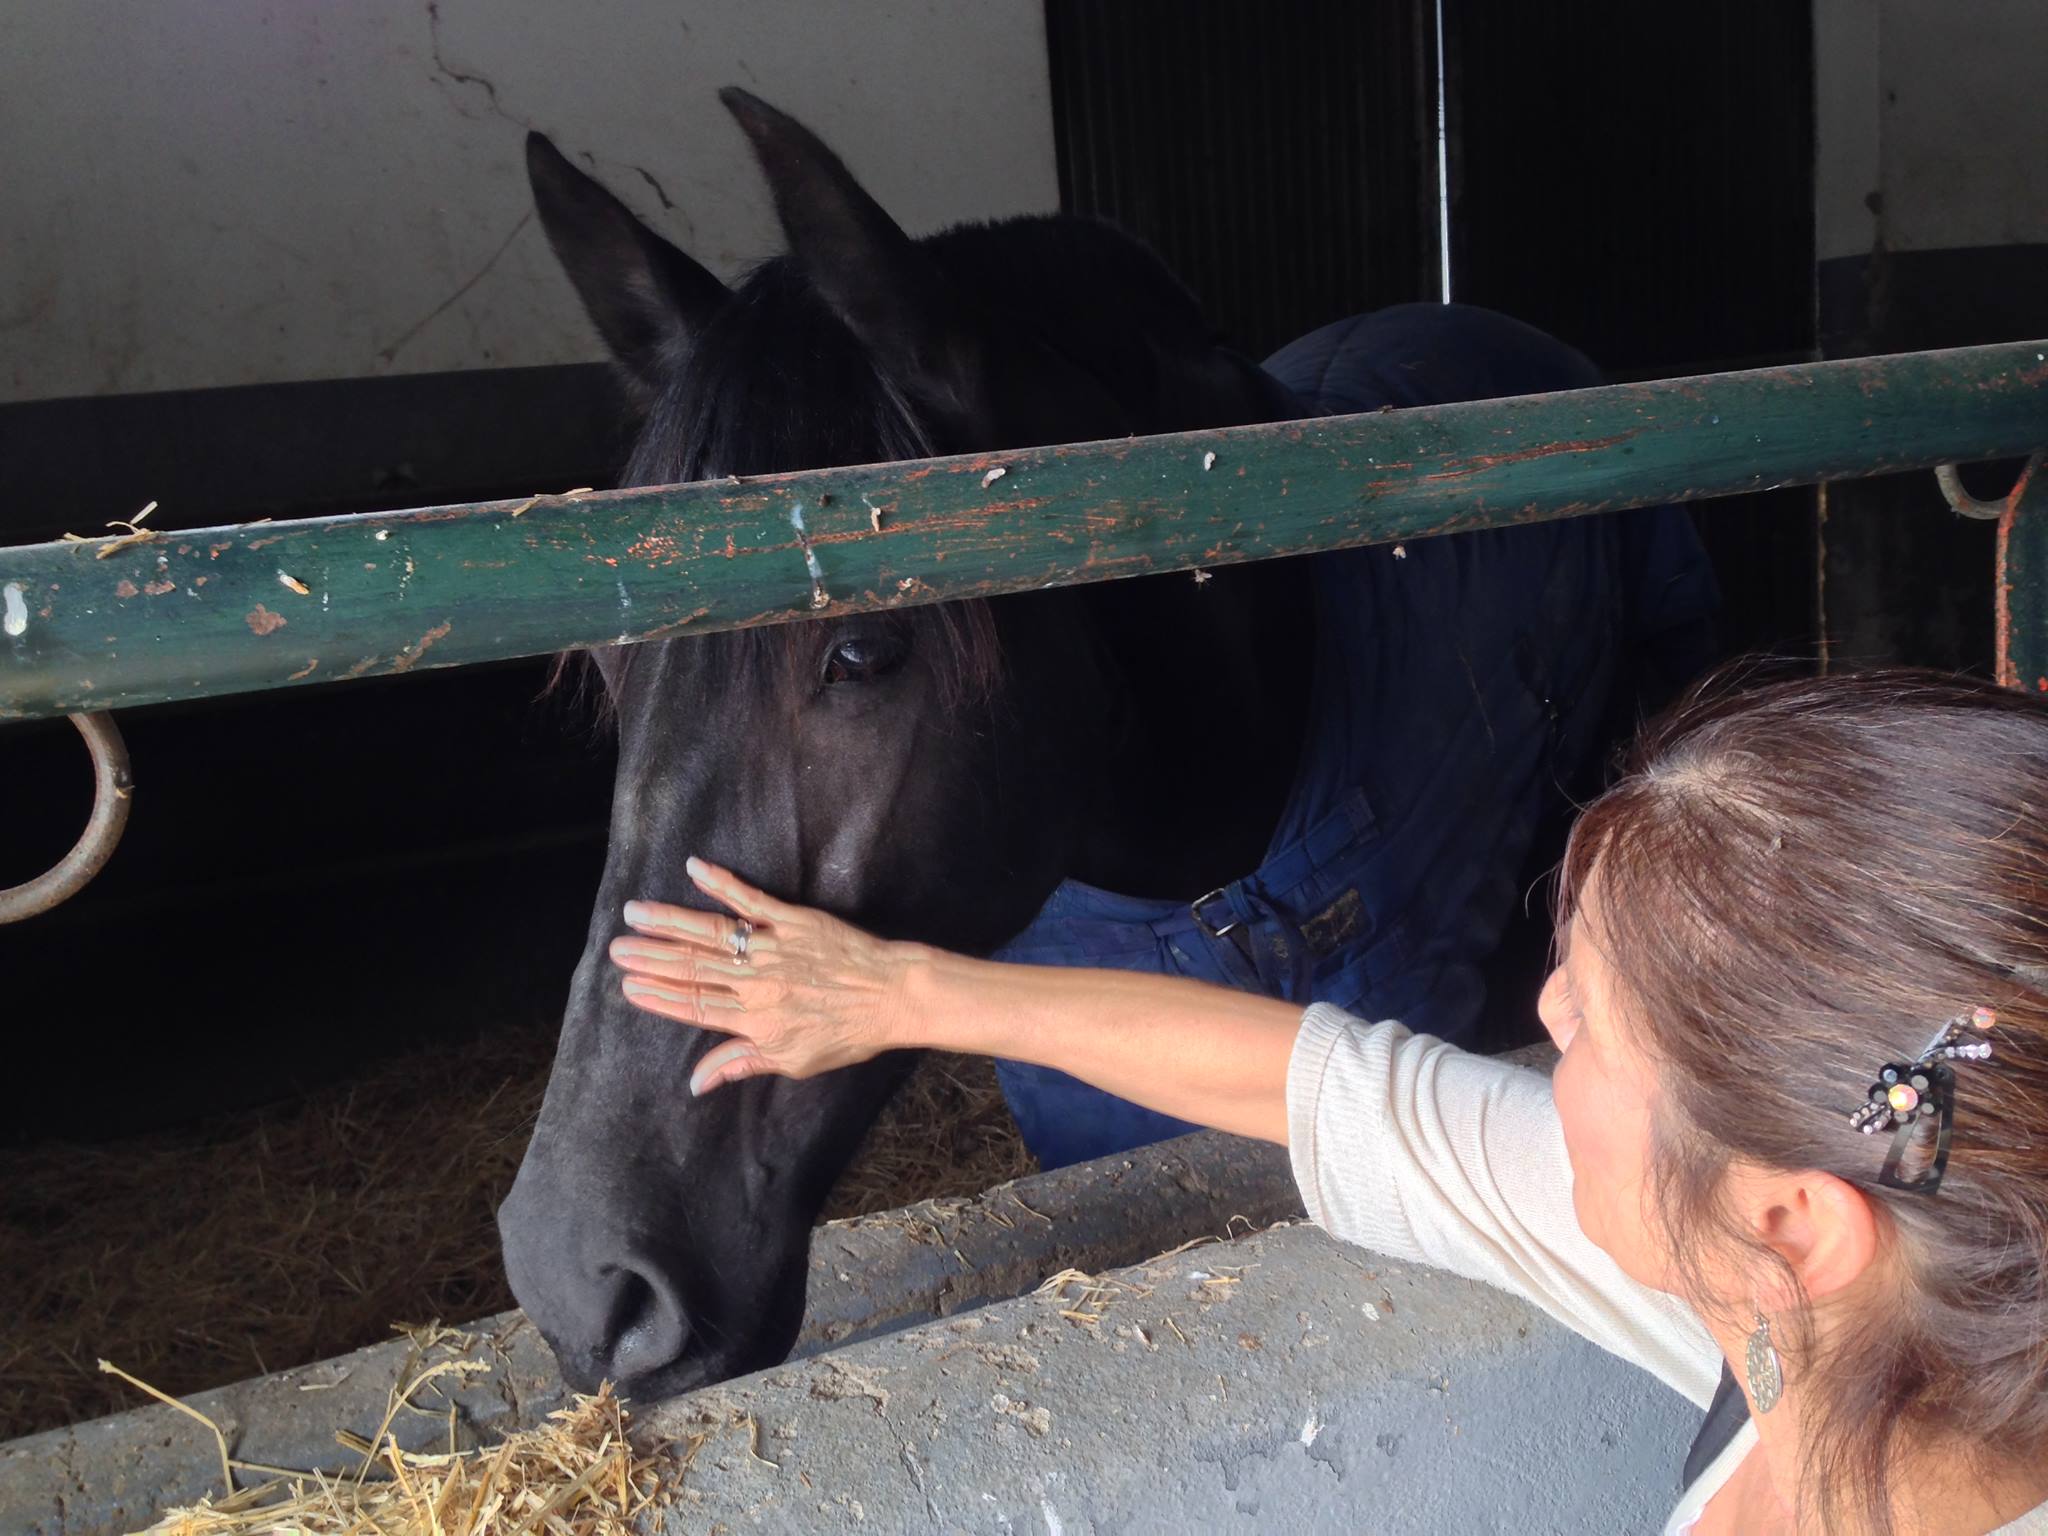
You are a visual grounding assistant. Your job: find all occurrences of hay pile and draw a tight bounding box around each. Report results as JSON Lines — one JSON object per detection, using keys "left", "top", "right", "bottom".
{"left": 2, "top": 1020, "right": 1031, "bottom": 1441}
{"left": 136, "top": 1380, "right": 661, "bottom": 1536}
{"left": 819, "top": 1052, "right": 1036, "bottom": 1222}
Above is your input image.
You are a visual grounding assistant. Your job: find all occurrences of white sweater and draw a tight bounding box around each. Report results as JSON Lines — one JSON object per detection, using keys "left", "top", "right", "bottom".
{"left": 1283, "top": 1004, "right": 2048, "bottom": 1535}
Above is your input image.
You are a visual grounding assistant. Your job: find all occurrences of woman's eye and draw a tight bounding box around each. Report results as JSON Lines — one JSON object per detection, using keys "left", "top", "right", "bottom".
{"left": 823, "top": 631, "right": 909, "bottom": 686}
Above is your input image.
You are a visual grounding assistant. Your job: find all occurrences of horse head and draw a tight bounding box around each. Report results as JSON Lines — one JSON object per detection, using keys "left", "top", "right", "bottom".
{"left": 497, "top": 89, "right": 1307, "bottom": 1400}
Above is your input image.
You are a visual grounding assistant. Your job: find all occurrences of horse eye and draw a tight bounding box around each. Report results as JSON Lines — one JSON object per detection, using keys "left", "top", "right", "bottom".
{"left": 822, "top": 630, "right": 910, "bottom": 686}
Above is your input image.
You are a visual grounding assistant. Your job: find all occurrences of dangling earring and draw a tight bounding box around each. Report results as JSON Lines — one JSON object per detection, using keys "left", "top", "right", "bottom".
{"left": 1745, "top": 1307, "right": 1784, "bottom": 1414}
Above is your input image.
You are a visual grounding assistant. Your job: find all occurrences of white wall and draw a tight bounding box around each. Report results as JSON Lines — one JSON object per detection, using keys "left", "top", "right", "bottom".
{"left": 1814, "top": 0, "right": 2048, "bottom": 262}
{"left": 0, "top": 1, "right": 1058, "bottom": 403}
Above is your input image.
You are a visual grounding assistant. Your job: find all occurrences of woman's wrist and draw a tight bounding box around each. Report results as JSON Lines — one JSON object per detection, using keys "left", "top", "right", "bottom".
{"left": 882, "top": 940, "right": 964, "bottom": 1051}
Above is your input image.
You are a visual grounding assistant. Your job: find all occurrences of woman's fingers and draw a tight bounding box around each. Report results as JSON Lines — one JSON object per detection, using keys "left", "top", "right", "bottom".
{"left": 609, "top": 935, "right": 758, "bottom": 982}
{"left": 621, "top": 901, "right": 777, "bottom": 961}
{"left": 614, "top": 861, "right": 892, "bottom": 1094}
{"left": 685, "top": 855, "right": 797, "bottom": 924}
{"left": 621, "top": 899, "right": 753, "bottom": 945}
{"left": 689, "top": 1037, "right": 768, "bottom": 1097}
{"left": 622, "top": 857, "right": 812, "bottom": 960}
{"left": 619, "top": 974, "right": 747, "bottom": 1027}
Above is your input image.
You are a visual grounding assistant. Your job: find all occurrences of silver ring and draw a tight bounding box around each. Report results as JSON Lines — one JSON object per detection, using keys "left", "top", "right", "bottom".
{"left": 728, "top": 919, "right": 753, "bottom": 963}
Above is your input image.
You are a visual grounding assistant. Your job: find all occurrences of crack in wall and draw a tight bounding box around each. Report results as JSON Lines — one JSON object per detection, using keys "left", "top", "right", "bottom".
{"left": 375, "top": 209, "right": 534, "bottom": 365}
{"left": 424, "top": 0, "right": 519, "bottom": 129}
{"left": 632, "top": 166, "right": 677, "bottom": 211}
{"left": 422, "top": 3, "right": 695, "bottom": 245}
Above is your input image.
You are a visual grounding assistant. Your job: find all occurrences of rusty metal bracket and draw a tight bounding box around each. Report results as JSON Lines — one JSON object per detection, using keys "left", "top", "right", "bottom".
{"left": 1935, "top": 461, "right": 2027, "bottom": 521}
{"left": 0, "top": 711, "right": 134, "bottom": 922}
{"left": 1997, "top": 454, "right": 2048, "bottom": 694}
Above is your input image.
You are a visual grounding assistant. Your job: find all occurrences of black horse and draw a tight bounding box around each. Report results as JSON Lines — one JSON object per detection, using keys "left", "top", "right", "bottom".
{"left": 497, "top": 89, "right": 1714, "bottom": 1401}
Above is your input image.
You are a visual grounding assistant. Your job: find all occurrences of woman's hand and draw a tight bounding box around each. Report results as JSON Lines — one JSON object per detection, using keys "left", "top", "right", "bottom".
{"left": 610, "top": 856, "right": 922, "bottom": 1096}
{"left": 612, "top": 855, "right": 1298, "bottom": 1144}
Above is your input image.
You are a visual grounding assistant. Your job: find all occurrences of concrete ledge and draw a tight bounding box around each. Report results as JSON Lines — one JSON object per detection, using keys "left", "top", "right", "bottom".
{"left": 646, "top": 1221, "right": 1698, "bottom": 1534}
{"left": 7, "top": 1046, "right": 1568, "bottom": 1533}
{"left": 1, "top": 1131, "right": 1302, "bottom": 1536}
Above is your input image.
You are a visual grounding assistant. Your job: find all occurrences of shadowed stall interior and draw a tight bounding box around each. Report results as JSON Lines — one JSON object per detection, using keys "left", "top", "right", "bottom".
{"left": 2, "top": 0, "right": 1823, "bottom": 1437}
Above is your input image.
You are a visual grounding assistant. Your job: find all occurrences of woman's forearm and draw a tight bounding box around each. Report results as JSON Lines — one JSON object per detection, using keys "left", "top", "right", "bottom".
{"left": 898, "top": 948, "right": 1302, "bottom": 1145}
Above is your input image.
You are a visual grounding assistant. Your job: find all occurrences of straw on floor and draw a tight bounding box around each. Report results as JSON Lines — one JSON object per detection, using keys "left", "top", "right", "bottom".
{"left": 1, "top": 1018, "right": 1033, "bottom": 1442}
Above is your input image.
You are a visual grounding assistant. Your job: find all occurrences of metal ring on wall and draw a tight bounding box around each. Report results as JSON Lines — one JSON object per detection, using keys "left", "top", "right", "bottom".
{"left": 0, "top": 712, "right": 134, "bottom": 923}
{"left": 1936, "top": 459, "right": 2035, "bottom": 521}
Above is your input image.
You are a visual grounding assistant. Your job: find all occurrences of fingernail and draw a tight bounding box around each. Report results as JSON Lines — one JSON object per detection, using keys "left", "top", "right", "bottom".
{"left": 625, "top": 904, "right": 713, "bottom": 939}
{"left": 626, "top": 900, "right": 693, "bottom": 932}
{"left": 685, "top": 856, "right": 708, "bottom": 881}
{"left": 688, "top": 1070, "right": 716, "bottom": 1097}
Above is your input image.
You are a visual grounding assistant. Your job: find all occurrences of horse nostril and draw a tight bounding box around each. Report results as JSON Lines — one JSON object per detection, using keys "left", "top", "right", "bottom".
{"left": 604, "top": 1265, "right": 691, "bottom": 1384}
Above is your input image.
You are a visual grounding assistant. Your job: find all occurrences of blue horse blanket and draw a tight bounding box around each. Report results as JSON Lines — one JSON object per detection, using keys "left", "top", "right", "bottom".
{"left": 991, "top": 303, "right": 1720, "bottom": 1169}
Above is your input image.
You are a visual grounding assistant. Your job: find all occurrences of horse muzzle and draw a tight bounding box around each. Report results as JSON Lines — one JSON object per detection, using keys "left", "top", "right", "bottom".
{"left": 496, "top": 1143, "right": 807, "bottom": 1400}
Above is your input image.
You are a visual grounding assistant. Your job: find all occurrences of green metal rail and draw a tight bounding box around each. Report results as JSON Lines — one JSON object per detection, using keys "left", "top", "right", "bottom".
{"left": 3, "top": 338, "right": 2045, "bottom": 723}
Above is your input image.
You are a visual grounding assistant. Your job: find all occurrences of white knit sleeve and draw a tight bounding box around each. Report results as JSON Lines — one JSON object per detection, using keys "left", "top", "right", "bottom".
{"left": 1286, "top": 1002, "right": 1723, "bottom": 1408}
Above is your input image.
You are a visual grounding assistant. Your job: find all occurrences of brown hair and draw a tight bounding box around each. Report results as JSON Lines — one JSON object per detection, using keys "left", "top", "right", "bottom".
{"left": 1558, "top": 667, "right": 2048, "bottom": 1533}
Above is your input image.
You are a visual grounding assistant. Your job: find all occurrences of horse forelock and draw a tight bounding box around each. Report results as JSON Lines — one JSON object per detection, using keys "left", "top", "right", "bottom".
{"left": 544, "top": 257, "right": 1006, "bottom": 726}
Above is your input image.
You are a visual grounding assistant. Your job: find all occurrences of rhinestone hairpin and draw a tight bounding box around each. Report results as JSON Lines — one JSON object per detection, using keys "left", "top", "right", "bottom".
{"left": 1847, "top": 1006, "right": 1997, "bottom": 1194}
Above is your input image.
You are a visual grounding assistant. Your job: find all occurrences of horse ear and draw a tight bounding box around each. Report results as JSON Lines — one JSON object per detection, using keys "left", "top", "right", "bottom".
{"left": 525, "top": 133, "right": 728, "bottom": 411}
{"left": 719, "top": 88, "right": 982, "bottom": 427}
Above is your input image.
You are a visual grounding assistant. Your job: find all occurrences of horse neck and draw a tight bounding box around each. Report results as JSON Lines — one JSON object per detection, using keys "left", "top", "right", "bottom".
{"left": 1064, "top": 555, "right": 1316, "bottom": 902}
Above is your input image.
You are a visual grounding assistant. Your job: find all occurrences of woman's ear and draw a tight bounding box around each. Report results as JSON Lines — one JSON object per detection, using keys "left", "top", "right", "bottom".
{"left": 1743, "top": 1168, "right": 1882, "bottom": 1306}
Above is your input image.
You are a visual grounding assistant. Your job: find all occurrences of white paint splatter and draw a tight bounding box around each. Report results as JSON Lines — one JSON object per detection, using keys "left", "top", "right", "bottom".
{"left": 982, "top": 466, "right": 1007, "bottom": 488}
{"left": 789, "top": 505, "right": 827, "bottom": 583}
{"left": 789, "top": 503, "right": 830, "bottom": 607}
{"left": 1039, "top": 1498, "right": 1064, "bottom": 1536}
{"left": 1300, "top": 1412, "right": 1323, "bottom": 1447}
{"left": 1203, "top": 451, "right": 1217, "bottom": 471}
{"left": 1362, "top": 1301, "right": 1382, "bottom": 1321}
{"left": 2, "top": 582, "right": 26, "bottom": 637}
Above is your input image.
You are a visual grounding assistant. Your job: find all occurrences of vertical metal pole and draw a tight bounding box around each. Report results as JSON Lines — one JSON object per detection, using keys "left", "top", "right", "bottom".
{"left": 1996, "top": 454, "right": 2048, "bottom": 692}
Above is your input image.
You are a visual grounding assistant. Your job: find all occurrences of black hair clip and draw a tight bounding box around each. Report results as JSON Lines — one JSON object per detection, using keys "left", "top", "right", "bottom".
{"left": 1848, "top": 1007, "right": 1996, "bottom": 1194}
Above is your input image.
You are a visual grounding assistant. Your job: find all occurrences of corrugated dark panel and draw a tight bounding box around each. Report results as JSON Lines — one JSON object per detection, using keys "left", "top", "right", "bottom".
{"left": 1045, "top": 0, "right": 1439, "bottom": 359}
{"left": 1443, "top": 0, "right": 1815, "bottom": 376}
{"left": 1444, "top": 0, "right": 1819, "bottom": 655}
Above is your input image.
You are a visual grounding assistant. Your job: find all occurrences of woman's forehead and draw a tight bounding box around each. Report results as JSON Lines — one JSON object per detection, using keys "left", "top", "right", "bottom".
{"left": 1560, "top": 880, "right": 1621, "bottom": 1007}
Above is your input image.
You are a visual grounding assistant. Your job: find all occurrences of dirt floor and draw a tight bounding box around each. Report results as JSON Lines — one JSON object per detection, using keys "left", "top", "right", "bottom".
{"left": 0, "top": 1017, "right": 1033, "bottom": 1441}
